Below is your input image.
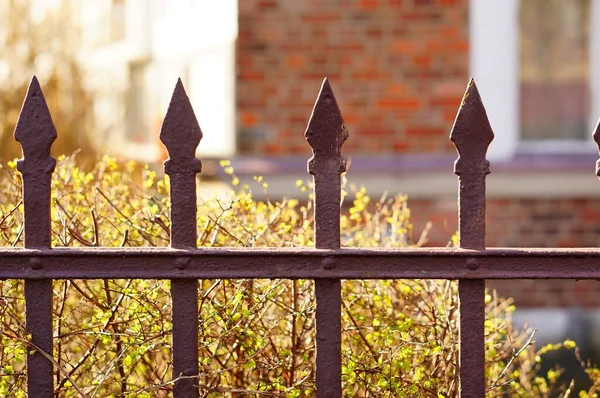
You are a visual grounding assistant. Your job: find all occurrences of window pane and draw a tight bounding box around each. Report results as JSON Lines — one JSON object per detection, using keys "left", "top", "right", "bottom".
{"left": 110, "top": 0, "right": 125, "bottom": 43}
{"left": 520, "top": 0, "right": 590, "bottom": 141}
{"left": 126, "top": 62, "right": 149, "bottom": 143}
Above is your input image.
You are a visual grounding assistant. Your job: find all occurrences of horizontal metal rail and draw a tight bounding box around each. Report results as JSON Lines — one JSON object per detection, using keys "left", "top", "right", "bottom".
{"left": 1, "top": 247, "right": 600, "bottom": 279}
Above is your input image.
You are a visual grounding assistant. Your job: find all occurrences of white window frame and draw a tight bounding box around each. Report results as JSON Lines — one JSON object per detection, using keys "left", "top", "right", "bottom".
{"left": 470, "top": 0, "right": 600, "bottom": 161}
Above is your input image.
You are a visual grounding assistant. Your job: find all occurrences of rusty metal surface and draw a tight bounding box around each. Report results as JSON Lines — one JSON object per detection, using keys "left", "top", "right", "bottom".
{"left": 451, "top": 79, "right": 493, "bottom": 397}
{"left": 457, "top": 279, "right": 485, "bottom": 397}
{"left": 14, "top": 76, "right": 56, "bottom": 397}
{"left": 160, "top": 79, "right": 202, "bottom": 398}
{"left": 3, "top": 247, "right": 600, "bottom": 279}
{"left": 451, "top": 79, "right": 493, "bottom": 251}
{"left": 306, "top": 78, "right": 347, "bottom": 398}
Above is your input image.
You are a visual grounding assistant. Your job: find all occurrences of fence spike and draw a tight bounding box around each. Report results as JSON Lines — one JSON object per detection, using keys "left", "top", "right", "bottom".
{"left": 306, "top": 78, "right": 346, "bottom": 398}
{"left": 593, "top": 118, "right": 600, "bottom": 178}
{"left": 14, "top": 76, "right": 56, "bottom": 397}
{"left": 160, "top": 78, "right": 203, "bottom": 176}
{"left": 450, "top": 78, "right": 494, "bottom": 178}
{"left": 451, "top": 79, "right": 493, "bottom": 398}
{"left": 450, "top": 78, "right": 493, "bottom": 249}
{"left": 160, "top": 78, "right": 201, "bottom": 398}
{"left": 306, "top": 77, "right": 348, "bottom": 177}
{"left": 15, "top": 76, "right": 57, "bottom": 176}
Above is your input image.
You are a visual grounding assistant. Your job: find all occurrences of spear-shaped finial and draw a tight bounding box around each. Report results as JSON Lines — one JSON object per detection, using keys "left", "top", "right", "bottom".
{"left": 450, "top": 78, "right": 494, "bottom": 177}
{"left": 159, "top": 78, "right": 202, "bottom": 176}
{"left": 14, "top": 76, "right": 57, "bottom": 175}
{"left": 305, "top": 78, "right": 348, "bottom": 176}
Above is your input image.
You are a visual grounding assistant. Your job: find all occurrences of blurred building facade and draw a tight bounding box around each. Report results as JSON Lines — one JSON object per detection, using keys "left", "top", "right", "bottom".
{"left": 79, "top": 0, "right": 237, "bottom": 162}
{"left": 235, "top": 0, "right": 600, "bottom": 360}
{"left": 82, "top": 0, "right": 600, "bottom": 340}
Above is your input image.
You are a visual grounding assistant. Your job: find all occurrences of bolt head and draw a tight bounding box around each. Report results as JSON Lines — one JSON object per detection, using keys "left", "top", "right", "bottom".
{"left": 30, "top": 257, "right": 43, "bottom": 270}
{"left": 175, "top": 257, "right": 191, "bottom": 270}
{"left": 322, "top": 257, "right": 336, "bottom": 270}
{"left": 466, "top": 258, "right": 479, "bottom": 270}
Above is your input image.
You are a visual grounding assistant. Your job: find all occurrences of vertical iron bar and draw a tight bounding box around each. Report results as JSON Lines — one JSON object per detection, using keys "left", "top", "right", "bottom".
{"left": 14, "top": 77, "right": 57, "bottom": 397}
{"left": 160, "top": 79, "right": 203, "bottom": 398}
{"left": 314, "top": 173, "right": 342, "bottom": 397}
{"left": 450, "top": 79, "right": 494, "bottom": 398}
{"left": 306, "top": 78, "right": 348, "bottom": 398}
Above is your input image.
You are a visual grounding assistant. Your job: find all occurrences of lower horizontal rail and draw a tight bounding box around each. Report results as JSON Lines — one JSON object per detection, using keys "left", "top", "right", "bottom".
{"left": 1, "top": 247, "right": 600, "bottom": 279}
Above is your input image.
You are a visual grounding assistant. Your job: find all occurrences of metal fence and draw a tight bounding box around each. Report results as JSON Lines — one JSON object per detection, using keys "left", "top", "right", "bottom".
{"left": 4, "top": 76, "right": 599, "bottom": 398}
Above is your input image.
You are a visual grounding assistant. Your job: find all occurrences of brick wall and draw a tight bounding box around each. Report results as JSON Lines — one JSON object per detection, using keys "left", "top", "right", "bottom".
{"left": 236, "top": 0, "right": 468, "bottom": 155}
{"left": 410, "top": 198, "right": 600, "bottom": 248}
{"left": 408, "top": 197, "right": 600, "bottom": 307}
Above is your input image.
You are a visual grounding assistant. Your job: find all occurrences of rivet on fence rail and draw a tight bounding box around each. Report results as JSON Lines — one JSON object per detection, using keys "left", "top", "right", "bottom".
{"left": 14, "top": 76, "right": 57, "bottom": 397}
{"left": 306, "top": 78, "right": 347, "bottom": 398}
{"left": 160, "top": 78, "right": 202, "bottom": 398}
{"left": 450, "top": 79, "right": 494, "bottom": 398}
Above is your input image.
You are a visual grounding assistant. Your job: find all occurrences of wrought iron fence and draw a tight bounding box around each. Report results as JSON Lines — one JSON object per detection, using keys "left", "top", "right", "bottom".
{"left": 3, "top": 75, "right": 599, "bottom": 397}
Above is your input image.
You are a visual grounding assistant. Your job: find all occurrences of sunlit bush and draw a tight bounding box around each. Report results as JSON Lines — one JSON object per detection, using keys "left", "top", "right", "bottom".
{"left": 0, "top": 155, "right": 598, "bottom": 397}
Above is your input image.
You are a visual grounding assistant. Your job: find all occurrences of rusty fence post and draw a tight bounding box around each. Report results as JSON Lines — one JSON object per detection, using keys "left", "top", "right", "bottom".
{"left": 14, "top": 76, "right": 57, "bottom": 397}
{"left": 160, "top": 79, "right": 202, "bottom": 398}
{"left": 450, "top": 79, "right": 494, "bottom": 398}
{"left": 305, "top": 78, "right": 348, "bottom": 398}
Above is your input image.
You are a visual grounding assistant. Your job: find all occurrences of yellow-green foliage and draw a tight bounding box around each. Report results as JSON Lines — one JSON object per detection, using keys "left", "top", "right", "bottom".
{"left": 0, "top": 155, "right": 598, "bottom": 397}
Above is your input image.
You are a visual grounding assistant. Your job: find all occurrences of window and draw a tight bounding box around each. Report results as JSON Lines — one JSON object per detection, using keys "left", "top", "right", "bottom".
{"left": 84, "top": 0, "right": 237, "bottom": 161}
{"left": 520, "top": 0, "right": 590, "bottom": 142}
{"left": 126, "top": 62, "right": 149, "bottom": 144}
{"left": 470, "top": 0, "right": 600, "bottom": 160}
{"left": 110, "top": 0, "right": 125, "bottom": 43}
{"left": 151, "top": 0, "right": 238, "bottom": 158}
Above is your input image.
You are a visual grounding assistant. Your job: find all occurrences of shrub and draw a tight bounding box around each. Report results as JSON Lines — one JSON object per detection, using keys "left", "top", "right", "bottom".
{"left": 0, "top": 154, "right": 598, "bottom": 397}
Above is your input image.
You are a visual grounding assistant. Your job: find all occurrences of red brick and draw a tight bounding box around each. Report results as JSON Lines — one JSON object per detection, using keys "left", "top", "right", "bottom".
{"left": 390, "top": 39, "right": 416, "bottom": 53}
{"left": 240, "top": 112, "right": 259, "bottom": 127}
{"left": 238, "top": 71, "right": 265, "bottom": 81}
{"left": 359, "top": 0, "right": 379, "bottom": 10}
{"left": 258, "top": 0, "right": 278, "bottom": 9}
{"left": 357, "top": 127, "right": 394, "bottom": 136}
{"left": 366, "top": 29, "right": 382, "bottom": 38}
{"left": 450, "top": 40, "right": 469, "bottom": 52}
{"left": 352, "top": 71, "right": 392, "bottom": 80}
{"left": 412, "top": 55, "right": 431, "bottom": 68}
{"left": 300, "top": 14, "right": 339, "bottom": 22}
{"left": 343, "top": 112, "right": 360, "bottom": 124}
{"left": 406, "top": 126, "right": 445, "bottom": 136}
{"left": 285, "top": 54, "right": 306, "bottom": 69}
{"left": 441, "top": 26, "right": 460, "bottom": 37}
{"left": 443, "top": 110, "right": 459, "bottom": 123}
{"left": 264, "top": 143, "right": 284, "bottom": 155}
{"left": 393, "top": 140, "right": 409, "bottom": 151}
{"left": 377, "top": 98, "right": 420, "bottom": 110}
{"left": 430, "top": 96, "right": 461, "bottom": 108}
{"left": 385, "top": 83, "right": 407, "bottom": 95}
